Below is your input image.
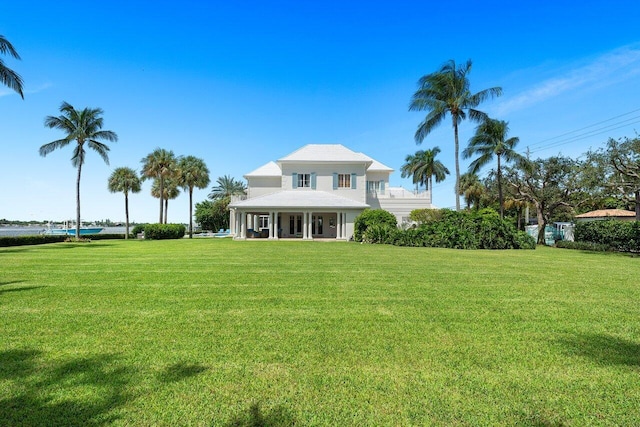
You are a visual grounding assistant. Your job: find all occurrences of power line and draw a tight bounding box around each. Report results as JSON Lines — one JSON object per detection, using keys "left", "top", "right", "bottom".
{"left": 526, "top": 107, "right": 640, "bottom": 149}
{"left": 528, "top": 116, "right": 640, "bottom": 154}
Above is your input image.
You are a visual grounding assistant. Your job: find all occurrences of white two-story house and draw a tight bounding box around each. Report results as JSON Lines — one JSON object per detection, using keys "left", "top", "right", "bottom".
{"left": 229, "top": 144, "right": 434, "bottom": 240}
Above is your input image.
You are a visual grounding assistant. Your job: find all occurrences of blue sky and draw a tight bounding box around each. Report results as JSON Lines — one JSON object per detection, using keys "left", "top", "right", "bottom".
{"left": 2, "top": 1, "right": 640, "bottom": 223}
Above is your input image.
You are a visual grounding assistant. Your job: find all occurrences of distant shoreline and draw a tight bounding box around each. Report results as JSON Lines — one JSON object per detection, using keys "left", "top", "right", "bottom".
{"left": 0, "top": 226, "right": 127, "bottom": 237}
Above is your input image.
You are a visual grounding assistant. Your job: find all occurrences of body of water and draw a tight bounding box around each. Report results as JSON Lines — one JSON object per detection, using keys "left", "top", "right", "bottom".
{"left": 0, "top": 226, "right": 127, "bottom": 237}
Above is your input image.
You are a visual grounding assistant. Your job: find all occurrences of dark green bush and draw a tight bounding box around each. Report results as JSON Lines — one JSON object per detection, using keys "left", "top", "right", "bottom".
{"left": 409, "top": 208, "right": 445, "bottom": 224}
{"left": 556, "top": 240, "right": 613, "bottom": 252}
{"left": 575, "top": 220, "right": 640, "bottom": 252}
{"left": 0, "top": 235, "right": 66, "bottom": 247}
{"left": 361, "top": 223, "right": 400, "bottom": 244}
{"left": 143, "top": 223, "right": 186, "bottom": 240}
{"left": 354, "top": 209, "right": 397, "bottom": 241}
{"left": 130, "top": 224, "right": 147, "bottom": 238}
{"left": 357, "top": 208, "right": 535, "bottom": 250}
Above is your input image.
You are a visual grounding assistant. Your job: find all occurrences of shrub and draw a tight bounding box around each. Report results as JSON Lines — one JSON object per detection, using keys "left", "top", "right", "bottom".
{"left": 556, "top": 240, "right": 612, "bottom": 252}
{"left": 409, "top": 208, "right": 445, "bottom": 225}
{"left": 575, "top": 220, "right": 640, "bottom": 252}
{"left": 354, "top": 209, "right": 397, "bottom": 242}
{"left": 143, "top": 223, "right": 186, "bottom": 240}
{"left": 0, "top": 235, "right": 66, "bottom": 247}
{"left": 361, "top": 223, "right": 400, "bottom": 244}
{"left": 358, "top": 208, "right": 535, "bottom": 250}
{"left": 130, "top": 224, "right": 147, "bottom": 238}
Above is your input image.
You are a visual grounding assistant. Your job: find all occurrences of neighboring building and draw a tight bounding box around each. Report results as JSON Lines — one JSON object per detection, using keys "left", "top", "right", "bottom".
{"left": 229, "top": 144, "right": 434, "bottom": 240}
{"left": 575, "top": 209, "right": 637, "bottom": 222}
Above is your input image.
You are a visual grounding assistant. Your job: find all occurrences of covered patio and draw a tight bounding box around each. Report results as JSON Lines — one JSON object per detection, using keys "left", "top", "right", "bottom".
{"left": 229, "top": 191, "right": 368, "bottom": 240}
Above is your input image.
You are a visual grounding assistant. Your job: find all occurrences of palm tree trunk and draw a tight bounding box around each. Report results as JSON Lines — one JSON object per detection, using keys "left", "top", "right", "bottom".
{"left": 536, "top": 202, "right": 545, "bottom": 245}
{"left": 159, "top": 178, "right": 164, "bottom": 224}
{"left": 76, "top": 163, "right": 82, "bottom": 239}
{"left": 164, "top": 198, "right": 168, "bottom": 224}
{"left": 453, "top": 118, "right": 461, "bottom": 211}
{"left": 497, "top": 155, "right": 504, "bottom": 219}
{"left": 124, "top": 192, "right": 129, "bottom": 240}
{"left": 635, "top": 190, "right": 640, "bottom": 221}
{"left": 189, "top": 187, "right": 194, "bottom": 238}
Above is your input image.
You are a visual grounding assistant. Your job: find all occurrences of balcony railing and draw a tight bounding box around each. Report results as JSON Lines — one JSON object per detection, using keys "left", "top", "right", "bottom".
{"left": 230, "top": 195, "right": 248, "bottom": 203}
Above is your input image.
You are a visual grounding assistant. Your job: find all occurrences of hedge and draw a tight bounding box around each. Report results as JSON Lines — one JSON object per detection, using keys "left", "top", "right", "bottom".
{"left": 0, "top": 235, "right": 67, "bottom": 247}
{"left": 354, "top": 209, "right": 397, "bottom": 242}
{"left": 574, "top": 219, "right": 640, "bottom": 252}
{"left": 143, "top": 223, "right": 186, "bottom": 240}
{"left": 357, "top": 208, "right": 535, "bottom": 250}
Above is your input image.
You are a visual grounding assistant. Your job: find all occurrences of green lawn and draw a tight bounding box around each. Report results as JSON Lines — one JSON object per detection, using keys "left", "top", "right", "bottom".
{"left": 1, "top": 239, "right": 639, "bottom": 426}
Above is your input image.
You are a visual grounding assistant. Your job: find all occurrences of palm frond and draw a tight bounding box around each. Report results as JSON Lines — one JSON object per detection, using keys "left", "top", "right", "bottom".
{"left": 39, "top": 139, "right": 71, "bottom": 157}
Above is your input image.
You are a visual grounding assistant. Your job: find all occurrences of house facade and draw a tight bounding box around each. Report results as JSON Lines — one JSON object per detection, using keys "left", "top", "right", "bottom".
{"left": 229, "top": 144, "right": 434, "bottom": 240}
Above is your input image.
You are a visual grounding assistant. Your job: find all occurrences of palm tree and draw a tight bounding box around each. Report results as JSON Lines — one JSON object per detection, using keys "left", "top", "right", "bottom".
{"left": 208, "top": 174, "right": 246, "bottom": 200}
{"left": 458, "top": 172, "right": 484, "bottom": 210}
{"left": 108, "top": 167, "right": 141, "bottom": 239}
{"left": 409, "top": 59, "right": 502, "bottom": 211}
{"left": 463, "top": 118, "right": 523, "bottom": 218}
{"left": 178, "top": 156, "right": 210, "bottom": 238}
{"left": 152, "top": 177, "right": 180, "bottom": 224}
{"left": 400, "top": 147, "right": 450, "bottom": 196}
{"left": 140, "top": 148, "right": 177, "bottom": 223}
{"left": 0, "top": 35, "right": 24, "bottom": 98}
{"left": 40, "top": 102, "right": 118, "bottom": 238}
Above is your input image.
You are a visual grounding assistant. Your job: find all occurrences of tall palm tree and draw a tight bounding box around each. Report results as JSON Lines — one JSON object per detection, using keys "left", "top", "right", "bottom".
{"left": 463, "top": 118, "right": 523, "bottom": 218}
{"left": 140, "top": 148, "right": 177, "bottom": 223}
{"left": 409, "top": 59, "right": 502, "bottom": 211}
{"left": 152, "top": 177, "right": 180, "bottom": 224}
{"left": 0, "top": 35, "right": 24, "bottom": 98}
{"left": 400, "top": 147, "right": 449, "bottom": 196}
{"left": 178, "top": 156, "right": 210, "bottom": 238}
{"left": 458, "top": 172, "right": 484, "bottom": 210}
{"left": 108, "top": 167, "right": 141, "bottom": 239}
{"left": 208, "top": 174, "right": 246, "bottom": 200}
{"left": 40, "top": 102, "right": 118, "bottom": 238}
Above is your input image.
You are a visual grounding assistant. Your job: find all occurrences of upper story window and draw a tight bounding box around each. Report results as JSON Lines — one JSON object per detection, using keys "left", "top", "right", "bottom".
{"left": 333, "top": 172, "right": 357, "bottom": 190}
{"left": 367, "top": 180, "right": 380, "bottom": 193}
{"left": 338, "top": 174, "right": 351, "bottom": 188}
{"left": 298, "top": 173, "right": 310, "bottom": 188}
{"left": 292, "top": 172, "right": 316, "bottom": 189}
{"left": 367, "top": 180, "right": 385, "bottom": 195}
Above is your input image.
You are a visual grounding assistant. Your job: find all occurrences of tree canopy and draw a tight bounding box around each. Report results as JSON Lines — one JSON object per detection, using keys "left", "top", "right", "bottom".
{"left": 409, "top": 59, "right": 502, "bottom": 211}
{"left": 40, "top": 102, "right": 118, "bottom": 238}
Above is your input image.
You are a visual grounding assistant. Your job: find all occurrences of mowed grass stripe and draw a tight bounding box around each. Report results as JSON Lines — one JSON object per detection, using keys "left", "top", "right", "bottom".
{"left": 1, "top": 239, "right": 639, "bottom": 425}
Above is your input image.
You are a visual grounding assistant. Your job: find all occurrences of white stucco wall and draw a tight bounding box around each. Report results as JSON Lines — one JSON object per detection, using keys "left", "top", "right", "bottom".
{"left": 246, "top": 176, "right": 281, "bottom": 198}
{"left": 280, "top": 163, "right": 368, "bottom": 203}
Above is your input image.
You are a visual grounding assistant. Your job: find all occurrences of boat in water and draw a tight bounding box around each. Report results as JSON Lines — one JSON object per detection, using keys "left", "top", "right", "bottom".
{"left": 43, "top": 221, "right": 103, "bottom": 236}
{"left": 44, "top": 227, "right": 104, "bottom": 236}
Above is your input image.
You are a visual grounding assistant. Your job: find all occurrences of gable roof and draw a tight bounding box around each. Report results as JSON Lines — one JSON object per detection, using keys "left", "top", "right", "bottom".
{"left": 575, "top": 209, "right": 636, "bottom": 218}
{"left": 245, "top": 161, "right": 281, "bottom": 178}
{"left": 229, "top": 190, "right": 369, "bottom": 209}
{"left": 278, "top": 144, "right": 372, "bottom": 164}
{"left": 366, "top": 158, "right": 394, "bottom": 172}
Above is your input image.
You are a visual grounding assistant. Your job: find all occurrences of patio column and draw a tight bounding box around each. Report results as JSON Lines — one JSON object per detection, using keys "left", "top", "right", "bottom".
{"left": 268, "top": 211, "right": 274, "bottom": 239}
{"left": 272, "top": 211, "right": 279, "bottom": 240}
{"left": 229, "top": 208, "right": 235, "bottom": 236}
{"left": 307, "top": 211, "right": 313, "bottom": 240}
{"left": 242, "top": 212, "right": 248, "bottom": 239}
{"left": 302, "top": 211, "right": 307, "bottom": 239}
{"left": 341, "top": 212, "right": 347, "bottom": 240}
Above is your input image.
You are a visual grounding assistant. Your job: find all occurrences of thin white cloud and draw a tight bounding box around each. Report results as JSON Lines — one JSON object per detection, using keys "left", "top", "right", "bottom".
{"left": 494, "top": 44, "right": 640, "bottom": 115}
{"left": 0, "top": 81, "right": 52, "bottom": 97}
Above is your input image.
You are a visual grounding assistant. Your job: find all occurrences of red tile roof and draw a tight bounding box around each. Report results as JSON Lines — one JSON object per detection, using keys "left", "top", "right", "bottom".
{"left": 575, "top": 209, "right": 636, "bottom": 218}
